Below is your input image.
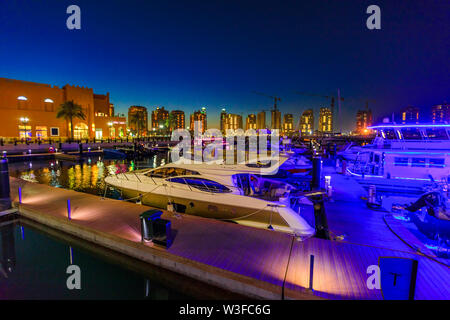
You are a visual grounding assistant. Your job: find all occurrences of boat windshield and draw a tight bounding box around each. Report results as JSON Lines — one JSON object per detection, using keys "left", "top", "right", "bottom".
{"left": 167, "top": 177, "right": 232, "bottom": 193}
{"left": 145, "top": 167, "right": 200, "bottom": 178}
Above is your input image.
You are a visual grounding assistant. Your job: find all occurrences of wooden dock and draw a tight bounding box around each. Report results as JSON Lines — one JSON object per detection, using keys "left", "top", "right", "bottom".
{"left": 8, "top": 177, "right": 450, "bottom": 300}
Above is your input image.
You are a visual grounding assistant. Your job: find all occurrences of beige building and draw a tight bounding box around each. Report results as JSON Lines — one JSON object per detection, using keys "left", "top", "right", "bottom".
{"left": 0, "top": 77, "right": 126, "bottom": 140}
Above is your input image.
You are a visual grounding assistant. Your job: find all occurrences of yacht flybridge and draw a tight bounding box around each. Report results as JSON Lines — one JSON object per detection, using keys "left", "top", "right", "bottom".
{"left": 105, "top": 155, "right": 315, "bottom": 238}
{"left": 345, "top": 123, "right": 450, "bottom": 193}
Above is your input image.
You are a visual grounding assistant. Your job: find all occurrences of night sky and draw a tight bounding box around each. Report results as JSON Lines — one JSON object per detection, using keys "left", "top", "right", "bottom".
{"left": 0, "top": 0, "right": 448, "bottom": 131}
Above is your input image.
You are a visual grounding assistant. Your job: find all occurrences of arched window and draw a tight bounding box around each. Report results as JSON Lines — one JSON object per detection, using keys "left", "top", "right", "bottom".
{"left": 17, "top": 96, "right": 28, "bottom": 101}
{"left": 44, "top": 98, "right": 54, "bottom": 111}
{"left": 17, "top": 96, "right": 28, "bottom": 110}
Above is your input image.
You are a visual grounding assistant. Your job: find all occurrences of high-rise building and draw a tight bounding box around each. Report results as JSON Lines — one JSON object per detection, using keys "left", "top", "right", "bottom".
{"left": 190, "top": 107, "right": 207, "bottom": 133}
{"left": 300, "top": 109, "right": 314, "bottom": 136}
{"left": 431, "top": 103, "right": 450, "bottom": 123}
{"left": 246, "top": 114, "right": 257, "bottom": 130}
{"left": 401, "top": 106, "right": 419, "bottom": 124}
{"left": 170, "top": 110, "right": 185, "bottom": 130}
{"left": 319, "top": 107, "right": 332, "bottom": 133}
{"left": 128, "top": 106, "right": 148, "bottom": 136}
{"left": 257, "top": 111, "right": 266, "bottom": 130}
{"left": 282, "top": 114, "right": 294, "bottom": 135}
{"left": 151, "top": 106, "right": 169, "bottom": 131}
{"left": 220, "top": 108, "right": 227, "bottom": 133}
{"left": 223, "top": 113, "right": 243, "bottom": 131}
{"left": 355, "top": 109, "right": 373, "bottom": 134}
{"left": 271, "top": 109, "right": 281, "bottom": 130}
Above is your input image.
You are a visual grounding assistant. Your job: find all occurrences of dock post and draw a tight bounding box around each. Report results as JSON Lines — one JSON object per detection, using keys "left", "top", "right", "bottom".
{"left": 67, "top": 199, "right": 71, "bottom": 220}
{"left": 309, "top": 255, "right": 315, "bottom": 291}
{"left": 311, "top": 194, "right": 330, "bottom": 240}
{"left": 311, "top": 157, "right": 322, "bottom": 190}
{"left": 18, "top": 187, "right": 22, "bottom": 204}
{"left": 0, "top": 155, "right": 11, "bottom": 211}
{"left": 78, "top": 142, "right": 83, "bottom": 155}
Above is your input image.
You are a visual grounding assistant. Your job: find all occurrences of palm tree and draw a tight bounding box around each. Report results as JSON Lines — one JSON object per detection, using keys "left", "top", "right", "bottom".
{"left": 56, "top": 100, "right": 86, "bottom": 140}
{"left": 129, "top": 112, "right": 147, "bottom": 138}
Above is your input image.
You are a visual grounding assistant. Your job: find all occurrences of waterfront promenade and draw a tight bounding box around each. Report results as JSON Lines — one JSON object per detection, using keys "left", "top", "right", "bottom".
{"left": 9, "top": 177, "right": 450, "bottom": 300}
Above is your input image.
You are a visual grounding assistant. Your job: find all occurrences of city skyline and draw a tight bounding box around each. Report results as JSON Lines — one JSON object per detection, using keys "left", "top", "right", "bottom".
{"left": 0, "top": 1, "right": 448, "bottom": 131}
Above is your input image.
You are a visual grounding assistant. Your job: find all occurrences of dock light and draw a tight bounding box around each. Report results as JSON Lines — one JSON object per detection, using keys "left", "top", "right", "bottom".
{"left": 28, "top": 149, "right": 32, "bottom": 154}
{"left": 2, "top": 151, "right": 6, "bottom": 159}
{"left": 67, "top": 199, "right": 71, "bottom": 220}
{"left": 88, "top": 147, "right": 91, "bottom": 152}
{"left": 309, "top": 255, "right": 315, "bottom": 291}
{"left": 18, "top": 187, "right": 22, "bottom": 204}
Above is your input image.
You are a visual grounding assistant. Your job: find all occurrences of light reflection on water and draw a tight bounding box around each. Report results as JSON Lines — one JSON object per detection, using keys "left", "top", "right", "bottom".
{"left": 8, "top": 154, "right": 168, "bottom": 196}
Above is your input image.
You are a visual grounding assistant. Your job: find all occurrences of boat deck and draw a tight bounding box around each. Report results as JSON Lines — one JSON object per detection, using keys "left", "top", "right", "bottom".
{"left": 9, "top": 177, "right": 450, "bottom": 299}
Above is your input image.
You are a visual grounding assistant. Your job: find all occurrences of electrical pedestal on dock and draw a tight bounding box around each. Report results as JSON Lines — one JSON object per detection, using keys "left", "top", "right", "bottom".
{"left": 140, "top": 209, "right": 173, "bottom": 248}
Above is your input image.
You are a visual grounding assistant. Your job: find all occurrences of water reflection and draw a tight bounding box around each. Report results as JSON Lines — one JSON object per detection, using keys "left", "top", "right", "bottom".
{"left": 9, "top": 154, "right": 167, "bottom": 197}
{"left": 0, "top": 220, "right": 188, "bottom": 299}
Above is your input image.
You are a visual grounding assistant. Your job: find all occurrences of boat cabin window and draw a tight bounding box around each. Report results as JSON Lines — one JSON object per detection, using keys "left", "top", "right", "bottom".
{"left": 145, "top": 167, "right": 200, "bottom": 178}
{"left": 401, "top": 128, "right": 422, "bottom": 140}
{"left": 429, "top": 158, "right": 445, "bottom": 168}
{"left": 167, "top": 177, "right": 232, "bottom": 193}
{"left": 246, "top": 161, "right": 272, "bottom": 168}
{"left": 382, "top": 129, "right": 396, "bottom": 140}
{"left": 425, "top": 128, "right": 449, "bottom": 140}
{"left": 411, "top": 158, "right": 426, "bottom": 167}
{"left": 394, "top": 157, "right": 409, "bottom": 166}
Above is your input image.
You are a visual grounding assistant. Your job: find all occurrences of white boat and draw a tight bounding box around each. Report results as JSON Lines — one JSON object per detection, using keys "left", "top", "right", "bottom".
{"left": 105, "top": 156, "right": 315, "bottom": 238}
{"left": 346, "top": 123, "right": 450, "bottom": 193}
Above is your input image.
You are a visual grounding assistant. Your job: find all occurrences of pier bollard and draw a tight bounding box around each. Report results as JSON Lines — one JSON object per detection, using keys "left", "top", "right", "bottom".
{"left": 311, "top": 157, "right": 322, "bottom": 190}
{"left": 309, "top": 255, "right": 315, "bottom": 291}
{"left": 311, "top": 194, "right": 330, "bottom": 240}
{"left": 78, "top": 143, "right": 83, "bottom": 155}
{"left": 18, "top": 187, "right": 22, "bottom": 204}
{"left": 0, "top": 156, "right": 11, "bottom": 211}
{"left": 67, "top": 199, "right": 71, "bottom": 220}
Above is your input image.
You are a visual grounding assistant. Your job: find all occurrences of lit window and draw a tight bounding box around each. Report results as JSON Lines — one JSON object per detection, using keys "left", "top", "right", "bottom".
{"left": 44, "top": 98, "right": 54, "bottom": 103}
{"left": 17, "top": 96, "right": 28, "bottom": 101}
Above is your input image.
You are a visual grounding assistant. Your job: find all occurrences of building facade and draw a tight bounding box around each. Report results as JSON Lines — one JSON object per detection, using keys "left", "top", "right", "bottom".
{"left": 401, "top": 106, "right": 420, "bottom": 124}
{"left": 319, "top": 107, "right": 332, "bottom": 134}
{"left": 128, "top": 106, "right": 148, "bottom": 136}
{"left": 246, "top": 114, "right": 257, "bottom": 130}
{"left": 0, "top": 77, "right": 125, "bottom": 140}
{"left": 271, "top": 109, "right": 281, "bottom": 130}
{"left": 300, "top": 109, "right": 314, "bottom": 136}
{"left": 220, "top": 108, "right": 227, "bottom": 133}
{"left": 355, "top": 109, "right": 373, "bottom": 134}
{"left": 282, "top": 113, "right": 294, "bottom": 135}
{"left": 151, "top": 107, "right": 169, "bottom": 132}
{"left": 431, "top": 103, "right": 450, "bottom": 123}
{"left": 170, "top": 110, "right": 185, "bottom": 131}
{"left": 257, "top": 111, "right": 266, "bottom": 130}
{"left": 223, "top": 113, "right": 243, "bottom": 132}
{"left": 190, "top": 108, "right": 207, "bottom": 133}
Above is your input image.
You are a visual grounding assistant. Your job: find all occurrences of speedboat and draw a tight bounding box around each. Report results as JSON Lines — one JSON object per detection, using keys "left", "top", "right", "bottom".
{"left": 345, "top": 123, "right": 450, "bottom": 194}
{"left": 105, "top": 156, "right": 315, "bottom": 238}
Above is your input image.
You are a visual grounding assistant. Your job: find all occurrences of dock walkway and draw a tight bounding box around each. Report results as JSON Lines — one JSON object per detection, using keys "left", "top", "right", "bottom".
{"left": 9, "top": 177, "right": 450, "bottom": 300}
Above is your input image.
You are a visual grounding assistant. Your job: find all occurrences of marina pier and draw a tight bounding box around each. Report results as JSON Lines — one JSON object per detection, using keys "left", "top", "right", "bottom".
{"left": 7, "top": 176, "right": 450, "bottom": 300}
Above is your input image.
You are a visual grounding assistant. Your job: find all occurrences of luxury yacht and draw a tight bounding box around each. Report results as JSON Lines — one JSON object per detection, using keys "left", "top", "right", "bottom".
{"left": 105, "top": 156, "right": 315, "bottom": 238}
{"left": 345, "top": 123, "right": 450, "bottom": 193}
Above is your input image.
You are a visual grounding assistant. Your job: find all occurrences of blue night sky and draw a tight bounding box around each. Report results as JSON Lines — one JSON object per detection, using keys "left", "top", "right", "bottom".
{"left": 0, "top": 0, "right": 448, "bottom": 131}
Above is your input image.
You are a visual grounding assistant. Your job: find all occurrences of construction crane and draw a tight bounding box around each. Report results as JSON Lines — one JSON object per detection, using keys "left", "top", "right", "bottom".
{"left": 252, "top": 91, "right": 281, "bottom": 111}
